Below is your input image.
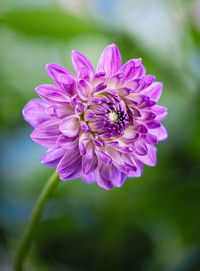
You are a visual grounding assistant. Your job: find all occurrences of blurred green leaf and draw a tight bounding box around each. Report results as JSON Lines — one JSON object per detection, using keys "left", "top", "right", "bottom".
{"left": 190, "top": 23, "right": 200, "bottom": 48}
{"left": 0, "top": 9, "right": 104, "bottom": 39}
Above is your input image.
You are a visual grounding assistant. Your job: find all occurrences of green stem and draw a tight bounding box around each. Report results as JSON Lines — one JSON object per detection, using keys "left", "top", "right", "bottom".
{"left": 14, "top": 171, "right": 59, "bottom": 271}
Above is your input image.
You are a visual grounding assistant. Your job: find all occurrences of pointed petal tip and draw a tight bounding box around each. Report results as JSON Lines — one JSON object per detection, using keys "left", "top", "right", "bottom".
{"left": 110, "top": 43, "right": 118, "bottom": 48}
{"left": 71, "top": 50, "right": 94, "bottom": 79}
{"left": 97, "top": 43, "right": 122, "bottom": 78}
{"left": 71, "top": 50, "right": 79, "bottom": 56}
{"left": 45, "top": 63, "right": 53, "bottom": 69}
{"left": 45, "top": 63, "right": 58, "bottom": 73}
{"left": 22, "top": 98, "right": 50, "bottom": 128}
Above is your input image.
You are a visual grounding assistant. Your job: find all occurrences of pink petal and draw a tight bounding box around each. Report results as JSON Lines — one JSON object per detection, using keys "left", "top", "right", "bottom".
{"left": 95, "top": 162, "right": 126, "bottom": 189}
{"left": 80, "top": 121, "right": 91, "bottom": 133}
{"left": 143, "top": 75, "right": 155, "bottom": 88}
{"left": 136, "top": 124, "right": 148, "bottom": 134}
{"left": 82, "top": 172, "right": 96, "bottom": 183}
{"left": 124, "top": 79, "right": 140, "bottom": 92}
{"left": 84, "top": 141, "right": 95, "bottom": 159}
{"left": 82, "top": 155, "right": 98, "bottom": 175}
{"left": 59, "top": 115, "right": 80, "bottom": 137}
{"left": 31, "top": 119, "right": 61, "bottom": 148}
{"left": 147, "top": 120, "right": 161, "bottom": 129}
{"left": 127, "top": 158, "right": 143, "bottom": 178}
{"left": 111, "top": 166, "right": 127, "bottom": 187}
{"left": 93, "top": 138, "right": 104, "bottom": 147}
{"left": 143, "top": 134, "right": 158, "bottom": 144}
{"left": 133, "top": 58, "right": 142, "bottom": 67}
{"left": 153, "top": 105, "right": 168, "bottom": 121}
{"left": 93, "top": 72, "right": 106, "bottom": 87}
{"left": 46, "top": 63, "right": 76, "bottom": 85}
{"left": 71, "top": 50, "right": 95, "bottom": 80}
{"left": 94, "top": 164, "right": 113, "bottom": 190}
{"left": 75, "top": 102, "right": 84, "bottom": 114}
{"left": 57, "top": 134, "right": 79, "bottom": 150}
{"left": 57, "top": 73, "right": 76, "bottom": 96}
{"left": 60, "top": 171, "right": 82, "bottom": 181}
{"left": 120, "top": 59, "right": 135, "bottom": 82}
{"left": 96, "top": 151, "right": 112, "bottom": 165}
{"left": 46, "top": 104, "right": 74, "bottom": 119}
{"left": 130, "top": 76, "right": 155, "bottom": 93}
{"left": 123, "top": 127, "right": 139, "bottom": 141}
{"left": 150, "top": 124, "right": 168, "bottom": 141}
{"left": 97, "top": 44, "right": 122, "bottom": 79}
{"left": 35, "top": 84, "right": 70, "bottom": 104}
{"left": 134, "top": 140, "right": 148, "bottom": 156}
{"left": 57, "top": 149, "right": 82, "bottom": 180}
{"left": 131, "top": 58, "right": 146, "bottom": 79}
{"left": 77, "top": 79, "right": 93, "bottom": 101}
{"left": 79, "top": 139, "right": 91, "bottom": 155}
{"left": 118, "top": 87, "right": 131, "bottom": 97}
{"left": 84, "top": 110, "right": 95, "bottom": 121}
{"left": 136, "top": 110, "right": 156, "bottom": 121}
{"left": 40, "top": 148, "right": 66, "bottom": 167}
{"left": 136, "top": 144, "right": 157, "bottom": 167}
{"left": 107, "top": 72, "right": 124, "bottom": 89}
{"left": 94, "top": 82, "right": 107, "bottom": 92}
{"left": 106, "top": 147, "right": 129, "bottom": 174}
{"left": 23, "top": 98, "right": 50, "bottom": 128}
{"left": 57, "top": 148, "right": 81, "bottom": 173}
{"left": 121, "top": 58, "right": 146, "bottom": 81}
{"left": 143, "top": 82, "right": 163, "bottom": 101}
{"left": 57, "top": 157, "right": 82, "bottom": 181}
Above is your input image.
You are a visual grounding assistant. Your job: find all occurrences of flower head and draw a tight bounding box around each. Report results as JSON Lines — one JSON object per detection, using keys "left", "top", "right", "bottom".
{"left": 23, "top": 44, "right": 167, "bottom": 190}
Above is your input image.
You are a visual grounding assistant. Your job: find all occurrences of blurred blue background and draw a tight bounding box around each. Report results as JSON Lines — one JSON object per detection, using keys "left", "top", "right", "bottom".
{"left": 1, "top": 0, "right": 200, "bottom": 270}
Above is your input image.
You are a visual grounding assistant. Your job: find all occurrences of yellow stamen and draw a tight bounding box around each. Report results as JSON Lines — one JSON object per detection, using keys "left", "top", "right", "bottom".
{"left": 108, "top": 111, "right": 118, "bottom": 123}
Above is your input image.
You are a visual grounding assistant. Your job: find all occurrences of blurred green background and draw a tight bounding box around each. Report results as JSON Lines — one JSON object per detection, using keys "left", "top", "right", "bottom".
{"left": 1, "top": 0, "right": 200, "bottom": 270}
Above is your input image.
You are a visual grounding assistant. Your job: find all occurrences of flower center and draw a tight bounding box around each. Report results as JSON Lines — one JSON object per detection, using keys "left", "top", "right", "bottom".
{"left": 108, "top": 111, "right": 118, "bottom": 123}
{"left": 87, "top": 98, "right": 130, "bottom": 139}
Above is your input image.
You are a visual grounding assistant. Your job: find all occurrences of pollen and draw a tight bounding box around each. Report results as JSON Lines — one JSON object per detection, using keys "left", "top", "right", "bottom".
{"left": 108, "top": 111, "right": 118, "bottom": 123}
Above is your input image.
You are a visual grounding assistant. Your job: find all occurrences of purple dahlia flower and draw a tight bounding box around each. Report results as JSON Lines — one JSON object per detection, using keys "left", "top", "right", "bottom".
{"left": 23, "top": 44, "right": 167, "bottom": 190}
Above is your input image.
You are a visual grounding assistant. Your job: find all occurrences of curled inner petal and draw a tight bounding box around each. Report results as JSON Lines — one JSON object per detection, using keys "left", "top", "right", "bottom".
{"left": 60, "top": 115, "right": 80, "bottom": 137}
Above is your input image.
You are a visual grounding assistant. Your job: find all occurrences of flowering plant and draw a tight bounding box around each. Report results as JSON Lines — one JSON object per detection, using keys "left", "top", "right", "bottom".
{"left": 15, "top": 44, "right": 167, "bottom": 271}
{"left": 23, "top": 44, "right": 167, "bottom": 189}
